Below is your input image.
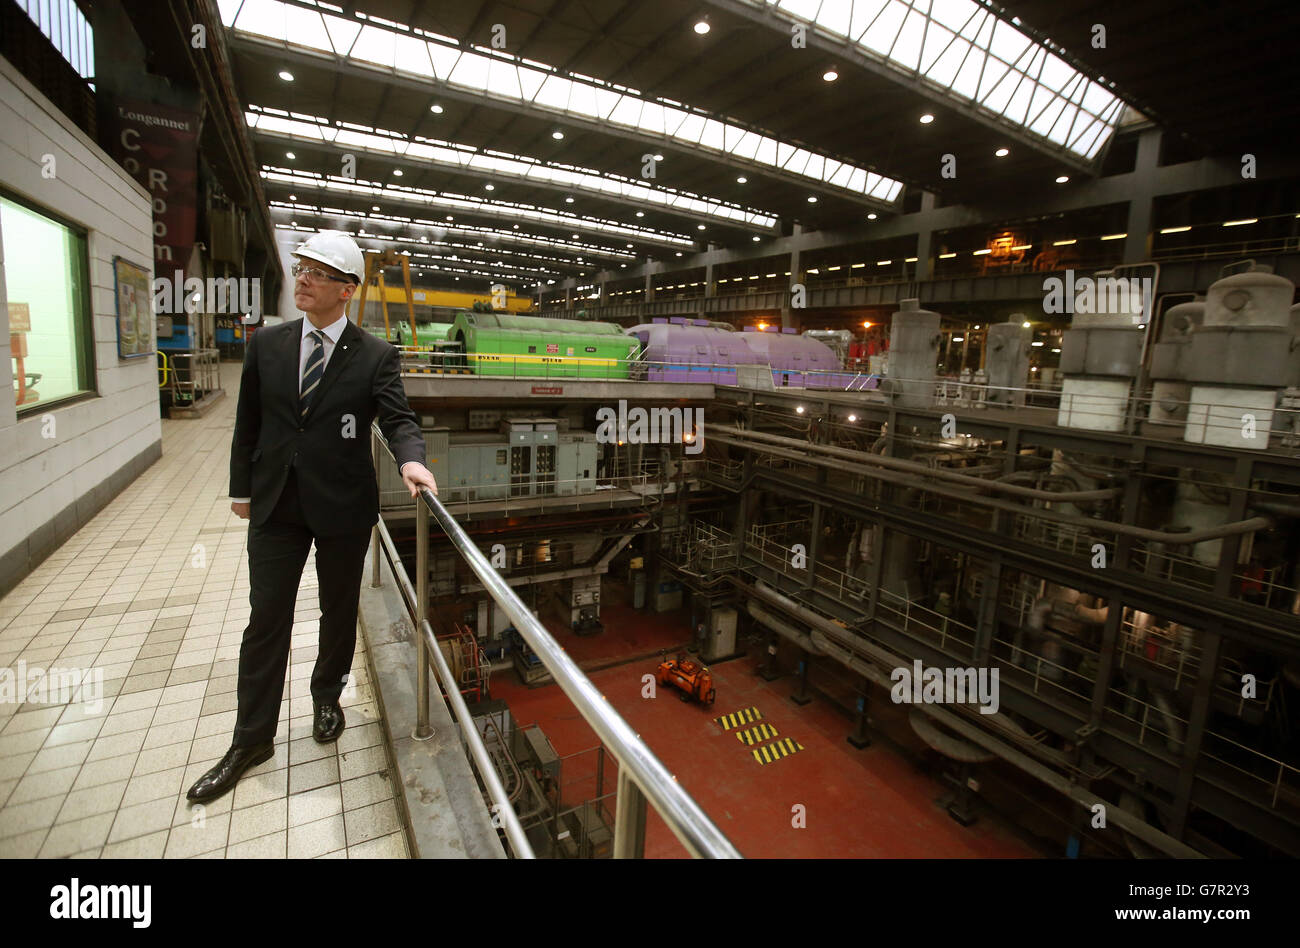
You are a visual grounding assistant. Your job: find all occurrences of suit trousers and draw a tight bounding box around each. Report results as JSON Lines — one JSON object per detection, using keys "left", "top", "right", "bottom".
{"left": 232, "top": 467, "right": 372, "bottom": 747}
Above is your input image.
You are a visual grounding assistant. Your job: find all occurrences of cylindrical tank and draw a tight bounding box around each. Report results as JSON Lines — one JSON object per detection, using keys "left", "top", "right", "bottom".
{"left": 1184, "top": 269, "right": 1296, "bottom": 449}
{"left": 984, "top": 321, "right": 1031, "bottom": 406}
{"left": 1147, "top": 300, "right": 1204, "bottom": 427}
{"left": 1289, "top": 303, "right": 1300, "bottom": 389}
{"left": 1055, "top": 273, "right": 1146, "bottom": 432}
{"left": 887, "top": 298, "right": 941, "bottom": 408}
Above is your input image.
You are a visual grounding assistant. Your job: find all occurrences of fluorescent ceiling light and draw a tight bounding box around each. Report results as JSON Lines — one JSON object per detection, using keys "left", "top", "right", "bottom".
{"left": 246, "top": 107, "right": 778, "bottom": 229}
{"left": 261, "top": 167, "right": 692, "bottom": 246}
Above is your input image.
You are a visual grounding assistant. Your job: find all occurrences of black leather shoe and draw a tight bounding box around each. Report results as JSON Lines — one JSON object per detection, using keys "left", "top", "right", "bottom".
{"left": 312, "top": 701, "right": 345, "bottom": 744}
{"left": 185, "top": 742, "right": 274, "bottom": 803}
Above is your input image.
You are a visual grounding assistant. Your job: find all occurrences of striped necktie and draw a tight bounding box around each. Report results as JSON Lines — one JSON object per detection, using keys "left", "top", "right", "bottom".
{"left": 300, "top": 329, "right": 325, "bottom": 416}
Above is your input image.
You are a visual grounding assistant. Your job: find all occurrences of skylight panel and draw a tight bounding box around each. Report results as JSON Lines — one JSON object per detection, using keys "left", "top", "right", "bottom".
{"left": 606, "top": 97, "right": 641, "bottom": 127}
{"left": 232, "top": 0, "right": 287, "bottom": 41}
{"left": 232, "top": 0, "right": 902, "bottom": 200}
{"left": 930, "top": 0, "right": 976, "bottom": 34}
{"left": 892, "top": 10, "right": 927, "bottom": 71}
{"left": 862, "top": 2, "right": 907, "bottom": 56}
{"left": 778, "top": 0, "right": 824, "bottom": 22}
{"left": 394, "top": 34, "right": 435, "bottom": 77}
{"left": 743, "top": 0, "right": 1123, "bottom": 160}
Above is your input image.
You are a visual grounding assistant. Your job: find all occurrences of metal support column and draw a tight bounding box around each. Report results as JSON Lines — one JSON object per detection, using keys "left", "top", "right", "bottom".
{"left": 371, "top": 428, "right": 382, "bottom": 588}
{"left": 790, "top": 655, "right": 812, "bottom": 705}
{"left": 613, "top": 768, "right": 647, "bottom": 858}
{"left": 847, "top": 681, "right": 871, "bottom": 748}
{"left": 1123, "top": 128, "right": 1162, "bottom": 264}
{"left": 1168, "top": 455, "right": 1251, "bottom": 837}
{"left": 805, "top": 501, "right": 822, "bottom": 589}
{"left": 915, "top": 191, "right": 935, "bottom": 281}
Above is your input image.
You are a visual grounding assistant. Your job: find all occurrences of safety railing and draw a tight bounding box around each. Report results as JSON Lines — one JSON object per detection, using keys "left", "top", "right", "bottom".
{"left": 393, "top": 351, "right": 1300, "bottom": 445}
{"left": 162, "top": 347, "right": 222, "bottom": 407}
{"left": 369, "top": 423, "right": 742, "bottom": 859}
{"left": 684, "top": 513, "right": 1300, "bottom": 818}
{"left": 396, "top": 351, "right": 879, "bottom": 392}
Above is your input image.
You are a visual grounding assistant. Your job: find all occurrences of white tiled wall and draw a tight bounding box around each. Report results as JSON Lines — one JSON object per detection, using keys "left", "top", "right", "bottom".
{"left": 0, "top": 57, "right": 160, "bottom": 568}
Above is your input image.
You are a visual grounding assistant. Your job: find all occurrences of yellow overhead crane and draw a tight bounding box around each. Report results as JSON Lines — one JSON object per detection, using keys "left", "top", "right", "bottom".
{"left": 351, "top": 249, "right": 419, "bottom": 345}
{"left": 349, "top": 249, "right": 535, "bottom": 343}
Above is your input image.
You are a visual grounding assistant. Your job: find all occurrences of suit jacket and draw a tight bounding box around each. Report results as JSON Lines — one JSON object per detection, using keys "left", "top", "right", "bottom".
{"left": 229, "top": 316, "right": 425, "bottom": 536}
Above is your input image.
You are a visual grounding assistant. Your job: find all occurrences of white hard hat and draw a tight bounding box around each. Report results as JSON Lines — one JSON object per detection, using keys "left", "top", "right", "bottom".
{"left": 293, "top": 230, "right": 365, "bottom": 283}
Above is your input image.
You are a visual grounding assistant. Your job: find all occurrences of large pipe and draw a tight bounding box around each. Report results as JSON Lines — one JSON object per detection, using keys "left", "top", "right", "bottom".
{"left": 711, "top": 432, "right": 1271, "bottom": 545}
{"left": 746, "top": 600, "right": 821, "bottom": 653}
{"left": 739, "top": 579, "right": 1202, "bottom": 858}
{"left": 712, "top": 424, "right": 1123, "bottom": 502}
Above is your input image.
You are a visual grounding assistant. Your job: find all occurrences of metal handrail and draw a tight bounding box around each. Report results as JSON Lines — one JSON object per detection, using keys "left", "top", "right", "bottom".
{"left": 370, "top": 424, "right": 742, "bottom": 859}
{"left": 369, "top": 502, "right": 535, "bottom": 858}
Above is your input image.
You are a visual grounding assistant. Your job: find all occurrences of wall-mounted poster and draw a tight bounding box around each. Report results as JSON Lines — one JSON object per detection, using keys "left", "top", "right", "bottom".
{"left": 114, "top": 256, "right": 154, "bottom": 359}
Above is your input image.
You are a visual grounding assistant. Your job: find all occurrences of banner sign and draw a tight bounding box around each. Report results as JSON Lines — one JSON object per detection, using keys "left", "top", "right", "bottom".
{"left": 111, "top": 99, "right": 198, "bottom": 265}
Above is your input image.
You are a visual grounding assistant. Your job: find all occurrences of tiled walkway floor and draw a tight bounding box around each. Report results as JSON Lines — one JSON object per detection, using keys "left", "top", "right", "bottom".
{"left": 0, "top": 363, "right": 409, "bottom": 858}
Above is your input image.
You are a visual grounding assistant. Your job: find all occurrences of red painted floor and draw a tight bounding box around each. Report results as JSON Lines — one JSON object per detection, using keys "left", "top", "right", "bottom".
{"left": 531, "top": 580, "right": 694, "bottom": 670}
{"left": 491, "top": 599, "right": 1043, "bottom": 859}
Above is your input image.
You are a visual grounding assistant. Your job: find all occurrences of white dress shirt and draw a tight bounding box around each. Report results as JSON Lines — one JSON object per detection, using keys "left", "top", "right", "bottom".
{"left": 230, "top": 315, "right": 417, "bottom": 504}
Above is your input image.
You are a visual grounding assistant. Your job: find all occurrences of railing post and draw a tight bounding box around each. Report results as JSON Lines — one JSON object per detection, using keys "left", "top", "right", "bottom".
{"left": 414, "top": 492, "right": 434, "bottom": 741}
{"left": 371, "top": 428, "right": 382, "bottom": 588}
{"left": 613, "top": 766, "right": 647, "bottom": 858}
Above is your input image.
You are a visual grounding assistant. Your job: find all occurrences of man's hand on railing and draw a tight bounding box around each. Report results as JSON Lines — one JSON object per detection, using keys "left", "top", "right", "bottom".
{"left": 401, "top": 461, "right": 439, "bottom": 498}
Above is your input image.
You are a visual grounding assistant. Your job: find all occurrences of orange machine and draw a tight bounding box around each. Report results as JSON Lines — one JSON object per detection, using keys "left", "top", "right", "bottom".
{"left": 656, "top": 651, "right": 716, "bottom": 707}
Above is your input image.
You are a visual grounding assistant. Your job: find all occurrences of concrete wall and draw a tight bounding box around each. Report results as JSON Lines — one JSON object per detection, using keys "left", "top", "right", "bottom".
{"left": 0, "top": 55, "right": 161, "bottom": 596}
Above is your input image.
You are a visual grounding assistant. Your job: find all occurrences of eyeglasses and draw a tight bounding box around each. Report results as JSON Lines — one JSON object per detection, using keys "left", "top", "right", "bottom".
{"left": 292, "top": 262, "right": 351, "bottom": 283}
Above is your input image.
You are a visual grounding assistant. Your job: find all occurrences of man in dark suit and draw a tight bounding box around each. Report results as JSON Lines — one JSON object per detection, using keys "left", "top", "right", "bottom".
{"left": 187, "top": 231, "right": 438, "bottom": 803}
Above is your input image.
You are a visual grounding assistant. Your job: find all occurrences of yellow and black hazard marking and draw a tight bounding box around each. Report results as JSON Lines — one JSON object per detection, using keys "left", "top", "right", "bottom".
{"left": 736, "top": 722, "right": 779, "bottom": 745}
{"left": 713, "top": 706, "right": 762, "bottom": 731}
{"left": 751, "top": 737, "right": 805, "bottom": 766}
